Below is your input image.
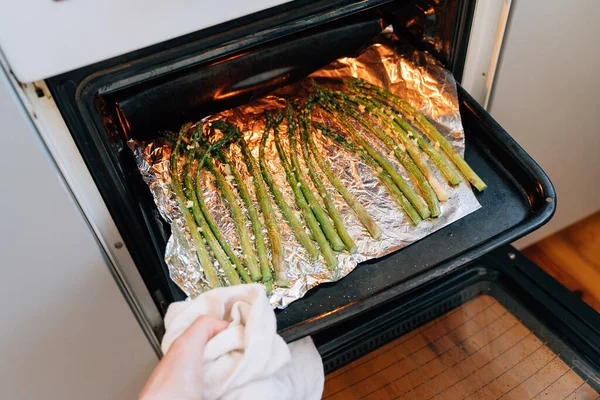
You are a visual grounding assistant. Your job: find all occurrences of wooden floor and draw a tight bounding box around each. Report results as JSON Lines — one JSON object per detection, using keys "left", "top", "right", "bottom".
{"left": 523, "top": 211, "right": 600, "bottom": 313}
{"left": 323, "top": 211, "right": 600, "bottom": 399}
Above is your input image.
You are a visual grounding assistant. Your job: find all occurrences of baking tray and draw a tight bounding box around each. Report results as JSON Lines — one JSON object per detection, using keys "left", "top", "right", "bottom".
{"left": 315, "top": 245, "right": 600, "bottom": 395}
{"left": 45, "top": 0, "right": 554, "bottom": 339}
{"left": 276, "top": 84, "right": 555, "bottom": 341}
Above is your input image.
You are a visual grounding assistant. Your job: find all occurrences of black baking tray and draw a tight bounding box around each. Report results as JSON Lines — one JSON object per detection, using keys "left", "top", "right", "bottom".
{"left": 314, "top": 245, "right": 600, "bottom": 394}
{"left": 277, "top": 84, "right": 555, "bottom": 342}
{"left": 45, "top": 0, "right": 554, "bottom": 339}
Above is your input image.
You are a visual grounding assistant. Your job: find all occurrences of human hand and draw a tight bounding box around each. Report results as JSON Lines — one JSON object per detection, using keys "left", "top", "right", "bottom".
{"left": 139, "top": 315, "right": 229, "bottom": 400}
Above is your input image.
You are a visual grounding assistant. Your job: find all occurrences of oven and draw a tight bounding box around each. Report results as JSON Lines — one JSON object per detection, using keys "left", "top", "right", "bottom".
{"left": 2, "top": 0, "right": 599, "bottom": 397}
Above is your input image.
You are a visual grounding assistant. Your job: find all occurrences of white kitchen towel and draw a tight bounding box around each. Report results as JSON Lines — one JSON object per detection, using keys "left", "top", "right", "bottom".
{"left": 161, "top": 284, "right": 324, "bottom": 400}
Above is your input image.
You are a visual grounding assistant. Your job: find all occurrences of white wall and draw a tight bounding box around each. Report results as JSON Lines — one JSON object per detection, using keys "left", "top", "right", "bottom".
{"left": 488, "top": 0, "right": 600, "bottom": 248}
{"left": 0, "top": 68, "right": 158, "bottom": 399}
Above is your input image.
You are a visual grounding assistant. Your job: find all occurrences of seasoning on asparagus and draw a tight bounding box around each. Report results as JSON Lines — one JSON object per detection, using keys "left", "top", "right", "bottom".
{"left": 170, "top": 124, "right": 221, "bottom": 288}
{"left": 347, "top": 78, "right": 485, "bottom": 191}
{"left": 285, "top": 104, "right": 346, "bottom": 252}
{"left": 191, "top": 127, "right": 253, "bottom": 283}
{"left": 254, "top": 116, "right": 319, "bottom": 266}
{"left": 182, "top": 128, "right": 245, "bottom": 285}
{"left": 314, "top": 120, "right": 422, "bottom": 226}
{"left": 314, "top": 89, "right": 429, "bottom": 222}
{"left": 303, "top": 99, "right": 381, "bottom": 239}
{"left": 271, "top": 111, "right": 339, "bottom": 269}
{"left": 323, "top": 88, "right": 441, "bottom": 217}
{"left": 206, "top": 157, "right": 262, "bottom": 282}
{"left": 392, "top": 116, "right": 461, "bottom": 188}
{"left": 293, "top": 102, "right": 358, "bottom": 253}
{"left": 192, "top": 171, "right": 251, "bottom": 284}
{"left": 212, "top": 120, "right": 291, "bottom": 286}
{"left": 345, "top": 82, "right": 461, "bottom": 188}
{"left": 215, "top": 149, "right": 274, "bottom": 291}
{"left": 329, "top": 88, "right": 449, "bottom": 202}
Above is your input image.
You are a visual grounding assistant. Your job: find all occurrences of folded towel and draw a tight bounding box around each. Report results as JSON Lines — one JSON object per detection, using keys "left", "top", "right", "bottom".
{"left": 161, "top": 284, "right": 324, "bottom": 400}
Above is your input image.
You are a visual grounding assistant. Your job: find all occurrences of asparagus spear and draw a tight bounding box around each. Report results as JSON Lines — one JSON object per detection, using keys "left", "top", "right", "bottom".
{"left": 314, "top": 90, "right": 430, "bottom": 221}
{"left": 206, "top": 158, "right": 262, "bottom": 282}
{"left": 183, "top": 125, "right": 250, "bottom": 285}
{"left": 324, "top": 89, "right": 442, "bottom": 217}
{"left": 293, "top": 102, "right": 358, "bottom": 253}
{"left": 303, "top": 100, "right": 381, "bottom": 239}
{"left": 257, "top": 116, "right": 319, "bottom": 263}
{"left": 193, "top": 171, "right": 252, "bottom": 285}
{"left": 271, "top": 112, "right": 339, "bottom": 269}
{"left": 170, "top": 125, "right": 221, "bottom": 288}
{"left": 345, "top": 83, "right": 461, "bottom": 188}
{"left": 284, "top": 104, "right": 345, "bottom": 252}
{"left": 190, "top": 129, "right": 252, "bottom": 284}
{"left": 181, "top": 133, "right": 245, "bottom": 285}
{"left": 314, "top": 121, "right": 422, "bottom": 225}
{"left": 329, "top": 88, "right": 449, "bottom": 201}
{"left": 347, "top": 78, "right": 485, "bottom": 191}
{"left": 392, "top": 117, "right": 461, "bottom": 187}
{"left": 212, "top": 121, "right": 291, "bottom": 286}
{"left": 215, "top": 149, "right": 274, "bottom": 291}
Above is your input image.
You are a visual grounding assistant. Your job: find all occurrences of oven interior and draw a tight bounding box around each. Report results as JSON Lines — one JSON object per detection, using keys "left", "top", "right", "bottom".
{"left": 46, "top": 0, "right": 554, "bottom": 341}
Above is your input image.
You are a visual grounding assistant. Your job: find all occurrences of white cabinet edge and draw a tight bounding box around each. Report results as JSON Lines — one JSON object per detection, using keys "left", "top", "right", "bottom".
{"left": 461, "top": 0, "right": 512, "bottom": 108}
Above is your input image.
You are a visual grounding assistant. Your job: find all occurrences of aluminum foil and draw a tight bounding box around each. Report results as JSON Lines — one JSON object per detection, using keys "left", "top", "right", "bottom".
{"left": 129, "top": 28, "right": 481, "bottom": 308}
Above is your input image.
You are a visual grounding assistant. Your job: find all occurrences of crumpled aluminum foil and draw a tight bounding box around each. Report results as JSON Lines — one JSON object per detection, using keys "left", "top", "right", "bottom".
{"left": 129, "top": 27, "right": 481, "bottom": 308}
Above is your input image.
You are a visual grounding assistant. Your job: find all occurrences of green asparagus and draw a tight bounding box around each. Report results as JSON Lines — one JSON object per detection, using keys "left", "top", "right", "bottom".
{"left": 271, "top": 112, "right": 339, "bottom": 269}
{"left": 344, "top": 82, "right": 461, "bottom": 188}
{"left": 329, "top": 88, "right": 449, "bottom": 202}
{"left": 346, "top": 78, "right": 485, "bottom": 191}
{"left": 314, "top": 90, "right": 428, "bottom": 222}
{"left": 170, "top": 125, "right": 221, "bottom": 288}
{"left": 392, "top": 116, "right": 461, "bottom": 188}
{"left": 212, "top": 121, "right": 291, "bottom": 286}
{"left": 215, "top": 149, "right": 274, "bottom": 291}
{"left": 293, "top": 101, "right": 358, "bottom": 253}
{"left": 284, "top": 104, "right": 345, "bottom": 252}
{"left": 313, "top": 120, "right": 422, "bottom": 226}
{"left": 190, "top": 128, "right": 253, "bottom": 283}
{"left": 206, "top": 158, "right": 262, "bottom": 282}
{"left": 255, "top": 115, "right": 320, "bottom": 264}
{"left": 303, "top": 100, "right": 381, "bottom": 239}
{"left": 181, "top": 131, "right": 245, "bottom": 285}
{"left": 324, "top": 89, "right": 441, "bottom": 217}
